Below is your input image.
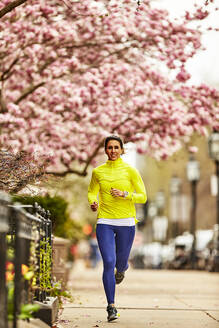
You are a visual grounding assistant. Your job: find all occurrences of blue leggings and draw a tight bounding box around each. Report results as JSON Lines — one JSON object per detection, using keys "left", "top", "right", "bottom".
{"left": 96, "top": 224, "right": 135, "bottom": 305}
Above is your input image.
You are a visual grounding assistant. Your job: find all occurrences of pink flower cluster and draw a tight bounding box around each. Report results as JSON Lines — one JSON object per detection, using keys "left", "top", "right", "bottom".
{"left": 0, "top": 0, "right": 218, "bottom": 173}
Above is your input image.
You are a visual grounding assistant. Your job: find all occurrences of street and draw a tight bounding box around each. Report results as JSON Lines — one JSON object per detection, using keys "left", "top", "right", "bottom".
{"left": 57, "top": 260, "right": 219, "bottom": 328}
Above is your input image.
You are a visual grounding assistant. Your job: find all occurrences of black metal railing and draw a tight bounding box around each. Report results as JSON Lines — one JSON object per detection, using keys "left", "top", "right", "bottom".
{"left": 0, "top": 192, "right": 52, "bottom": 328}
{"left": 0, "top": 193, "right": 9, "bottom": 328}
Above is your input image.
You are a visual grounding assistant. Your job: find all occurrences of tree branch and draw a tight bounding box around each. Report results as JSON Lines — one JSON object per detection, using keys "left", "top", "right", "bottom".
{"left": 46, "top": 168, "right": 87, "bottom": 177}
{"left": 46, "top": 115, "right": 134, "bottom": 178}
{"left": 15, "top": 82, "right": 45, "bottom": 104}
{"left": 0, "top": 149, "right": 49, "bottom": 193}
{"left": 0, "top": 0, "right": 27, "bottom": 19}
{"left": 0, "top": 88, "right": 7, "bottom": 113}
{"left": 1, "top": 57, "right": 20, "bottom": 82}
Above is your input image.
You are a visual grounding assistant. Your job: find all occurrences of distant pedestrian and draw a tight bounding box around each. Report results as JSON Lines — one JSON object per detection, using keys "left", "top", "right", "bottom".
{"left": 88, "top": 135, "right": 147, "bottom": 322}
{"left": 89, "top": 233, "right": 101, "bottom": 268}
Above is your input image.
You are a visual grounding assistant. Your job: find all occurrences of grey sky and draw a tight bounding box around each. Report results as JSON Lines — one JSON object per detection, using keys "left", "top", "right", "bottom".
{"left": 154, "top": 0, "right": 219, "bottom": 86}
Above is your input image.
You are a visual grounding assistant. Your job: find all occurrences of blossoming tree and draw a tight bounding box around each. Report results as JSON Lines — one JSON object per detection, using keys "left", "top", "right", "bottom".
{"left": 0, "top": 0, "right": 218, "bottom": 183}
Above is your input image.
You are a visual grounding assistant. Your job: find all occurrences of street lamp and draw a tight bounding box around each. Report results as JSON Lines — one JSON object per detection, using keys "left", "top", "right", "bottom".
{"left": 145, "top": 201, "right": 158, "bottom": 243}
{"left": 186, "top": 156, "right": 200, "bottom": 269}
{"left": 170, "top": 176, "right": 182, "bottom": 237}
{"left": 170, "top": 176, "right": 182, "bottom": 195}
{"left": 154, "top": 191, "right": 168, "bottom": 242}
{"left": 155, "top": 190, "right": 165, "bottom": 215}
{"left": 208, "top": 131, "right": 219, "bottom": 271}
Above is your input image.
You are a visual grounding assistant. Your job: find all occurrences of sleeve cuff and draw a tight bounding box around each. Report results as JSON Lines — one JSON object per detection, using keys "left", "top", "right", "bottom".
{"left": 88, "top": 197, "right": 98, "bottom": 205}
{"left": 125, "top": 192, "right": 133, "bottom": 201}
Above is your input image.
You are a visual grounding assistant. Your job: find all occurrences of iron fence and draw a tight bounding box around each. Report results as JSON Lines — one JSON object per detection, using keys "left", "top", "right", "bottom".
{"left": 0, "top": 192, "right": 52, "bottom": 328}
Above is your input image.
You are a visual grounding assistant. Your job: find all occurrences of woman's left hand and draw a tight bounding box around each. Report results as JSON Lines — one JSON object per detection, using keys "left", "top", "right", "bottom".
{"left": 110, "top": 188, "right": 124, "bottom": 198}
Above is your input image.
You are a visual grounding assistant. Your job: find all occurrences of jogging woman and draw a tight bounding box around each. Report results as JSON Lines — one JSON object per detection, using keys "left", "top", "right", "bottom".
{"left": 88, "top": 135, "right": 147, "bottom": 322}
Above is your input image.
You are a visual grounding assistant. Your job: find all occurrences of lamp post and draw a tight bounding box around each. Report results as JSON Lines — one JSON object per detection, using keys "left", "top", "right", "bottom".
{"left": 154, "top": 191, "right": 168, "bottom": 243}
{"left": 146, "top": 201, "right": 158, "bottom": 243}
{"left": 208, "top": 131, "right": 219, "bottom": 272}
{"left": 186, "top": 156, "right": 200, "bottom": 269}
{"left": 155, "top": 190, "right": 165, "bottom": 215}
{"left": 170, "top": 176, "right": 182, "bottom": 238}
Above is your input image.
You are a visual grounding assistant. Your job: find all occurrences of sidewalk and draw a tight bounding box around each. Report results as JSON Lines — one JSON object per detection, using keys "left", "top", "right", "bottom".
{"left": 57, "top": 260, "right": 219, "bottom": 328}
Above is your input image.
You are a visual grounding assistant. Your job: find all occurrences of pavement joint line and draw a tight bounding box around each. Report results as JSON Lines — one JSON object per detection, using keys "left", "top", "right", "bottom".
{"left": 204, "top": 311, "right": 219, "bottom": 322}
{"left": 64, "top": 306, "right": 219, "bottom": 312}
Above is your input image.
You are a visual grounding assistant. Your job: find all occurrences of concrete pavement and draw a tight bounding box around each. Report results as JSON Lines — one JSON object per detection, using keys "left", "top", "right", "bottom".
{"left": 57, "top": 260, "right": 219, "bottom": 328}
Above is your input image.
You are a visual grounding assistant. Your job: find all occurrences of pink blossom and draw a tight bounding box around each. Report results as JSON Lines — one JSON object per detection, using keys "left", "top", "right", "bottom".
{"left": 0, "top": 0, "right": 218, "bottom": 173}
{"left": 176, "top": 67, "right": 191, "bottom": 82}
{"left": 188, "top": 146, "right": 198, "bottom": 153}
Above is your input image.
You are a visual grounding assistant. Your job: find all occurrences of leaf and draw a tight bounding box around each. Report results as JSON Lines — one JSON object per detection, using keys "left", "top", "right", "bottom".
{"left": 23, "top": 271, "right": 34, "bottom": 280}
{"left": 20, "top": 303, "right": 40, "bottom": 314}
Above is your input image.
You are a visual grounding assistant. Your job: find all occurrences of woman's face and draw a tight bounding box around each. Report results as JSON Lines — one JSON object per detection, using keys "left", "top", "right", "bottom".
{"left": 105, "top": 140, "right": 123, "bottom": 161}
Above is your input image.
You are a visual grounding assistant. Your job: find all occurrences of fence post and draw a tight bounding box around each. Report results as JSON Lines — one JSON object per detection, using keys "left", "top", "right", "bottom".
{"left": 47, "top": 210, "right": 53, "bottom": 291}
{"left": 13, "top": 208, "right": 22, "bottom": 328}
{"left": 10, "top": 204, "right": 34, "bottom": 328}
{"left": 33, "top": 202, "right": 47, "bottom": 302}
{"left": 0, "top": 192, "right": 10, "bottom": 328}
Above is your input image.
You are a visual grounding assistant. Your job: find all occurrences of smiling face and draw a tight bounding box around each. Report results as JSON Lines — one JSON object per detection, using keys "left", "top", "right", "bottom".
{"left": 105, "top": 139, "right": 123, "bottom": 161}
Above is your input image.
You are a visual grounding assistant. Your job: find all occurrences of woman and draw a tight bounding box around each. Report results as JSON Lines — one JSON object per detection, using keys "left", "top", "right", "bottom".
{"left": 88, "top": 135, "right": 147, "bottom": 322}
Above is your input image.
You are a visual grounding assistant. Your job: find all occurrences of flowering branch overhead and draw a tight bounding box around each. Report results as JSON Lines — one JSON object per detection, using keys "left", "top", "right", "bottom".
{"left": 0, "top": 0, "right": 218, "bottom": 181}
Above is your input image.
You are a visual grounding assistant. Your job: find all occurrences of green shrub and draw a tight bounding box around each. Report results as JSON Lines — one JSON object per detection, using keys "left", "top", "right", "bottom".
{"left": 12, "top": 194, "right": 83, "bottom": 243}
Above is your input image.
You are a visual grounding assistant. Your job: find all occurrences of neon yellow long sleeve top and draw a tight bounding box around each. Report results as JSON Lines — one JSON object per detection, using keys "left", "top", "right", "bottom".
{"left": 88, "top": 157, "right": 147, "bottom": 220}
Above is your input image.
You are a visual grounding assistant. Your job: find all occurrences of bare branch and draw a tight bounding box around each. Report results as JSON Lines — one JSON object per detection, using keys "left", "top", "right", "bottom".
{"left": 82, "top": 140, "right": 105, "bottom": 174}
{"left": 0, "top": 149, "right": 49, "bottom": 193}
{"left": 46, "top": 116, "right": 134, "bottom": 178}
{"left": 46, "top": 168, "right": 87, "bottom": 177}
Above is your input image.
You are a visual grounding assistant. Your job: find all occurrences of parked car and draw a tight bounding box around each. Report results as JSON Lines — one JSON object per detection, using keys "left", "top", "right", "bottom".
{"left": 130, "top": 229, "right": 214, "bottom": 270}
{"left": 167, "top": 230, "right": 213, "bottom": 270}
{"left": 130, "top": 242, "right": 163, "bottom": 269}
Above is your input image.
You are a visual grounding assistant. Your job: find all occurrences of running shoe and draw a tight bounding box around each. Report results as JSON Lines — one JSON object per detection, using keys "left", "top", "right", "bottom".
{"left": 115, "top": 270, "right": 125, "bottom": 284}
{"left": 107, "top": 305, "right": 118, "bottom": 322}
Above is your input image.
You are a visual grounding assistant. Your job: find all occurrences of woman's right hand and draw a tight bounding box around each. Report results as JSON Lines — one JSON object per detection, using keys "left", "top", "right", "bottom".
{"left": 90, "top": 202, "right": 98, "bottom": 212}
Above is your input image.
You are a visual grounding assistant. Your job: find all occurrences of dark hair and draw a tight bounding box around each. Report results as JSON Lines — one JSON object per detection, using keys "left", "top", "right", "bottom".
{"left": 104, "top": 135, "right": 124, "bottom": 151}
